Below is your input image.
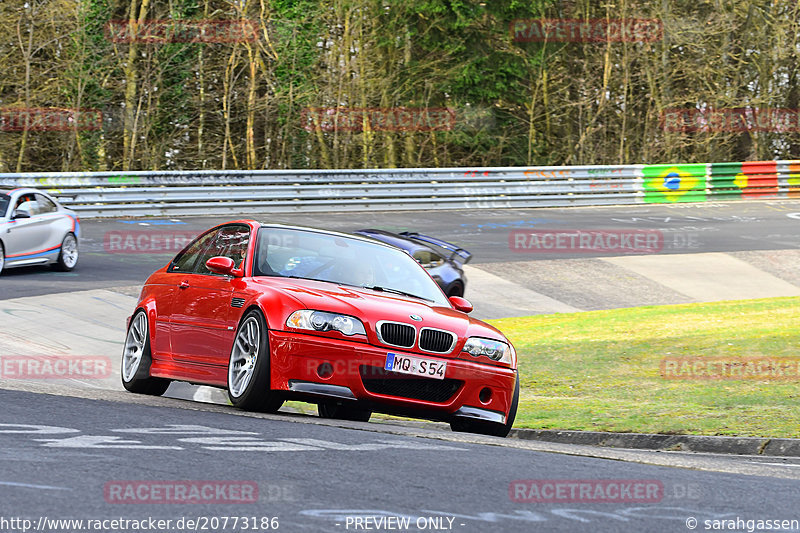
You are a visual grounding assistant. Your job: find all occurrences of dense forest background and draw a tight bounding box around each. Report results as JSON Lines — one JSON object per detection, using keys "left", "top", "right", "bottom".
{"left": 2, "top": 0, "right": 800, "bottom": 172}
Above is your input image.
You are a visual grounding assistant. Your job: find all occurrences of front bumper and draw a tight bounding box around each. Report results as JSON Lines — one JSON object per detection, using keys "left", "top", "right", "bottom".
{"left": 268, "top": 330, "right": 516, "bottom": 423}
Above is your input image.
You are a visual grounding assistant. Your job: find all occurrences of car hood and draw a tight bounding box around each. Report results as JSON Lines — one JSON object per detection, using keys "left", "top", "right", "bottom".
{"left": 252, "top": 276, "right": 507, "bottom": 344}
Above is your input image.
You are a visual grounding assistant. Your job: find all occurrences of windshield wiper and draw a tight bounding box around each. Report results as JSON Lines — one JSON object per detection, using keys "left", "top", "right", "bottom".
{"left": 362, "top": 285, "right": 433, "bottom": 302}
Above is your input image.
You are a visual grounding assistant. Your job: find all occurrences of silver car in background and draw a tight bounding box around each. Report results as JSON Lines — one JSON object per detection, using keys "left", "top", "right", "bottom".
{"left": 0, "top": 188, "right": 80, "bottom": 275}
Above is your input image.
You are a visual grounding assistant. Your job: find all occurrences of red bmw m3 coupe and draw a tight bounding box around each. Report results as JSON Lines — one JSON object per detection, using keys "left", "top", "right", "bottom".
{"left": 122, "top": 221, "right": 518, "bottom": 437}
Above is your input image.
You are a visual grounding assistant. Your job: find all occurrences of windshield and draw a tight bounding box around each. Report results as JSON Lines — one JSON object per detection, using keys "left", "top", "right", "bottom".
{"left": 0, "top": 194, "right": 9, "bottom": 218}
{"left": 254, "top": 226, "right": 449, "bottom": 306}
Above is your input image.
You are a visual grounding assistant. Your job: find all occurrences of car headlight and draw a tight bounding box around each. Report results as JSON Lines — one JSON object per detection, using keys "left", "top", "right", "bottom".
{"left": 463, "top": 337, "right": 515, "bottom": 365}
{"left": 286, "top": 310, "right": 366, "bottom": 336}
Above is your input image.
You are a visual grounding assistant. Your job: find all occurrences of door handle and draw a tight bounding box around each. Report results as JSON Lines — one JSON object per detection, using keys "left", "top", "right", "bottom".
{"left": 179, "top": 280, "right": 190, "bottom": 289}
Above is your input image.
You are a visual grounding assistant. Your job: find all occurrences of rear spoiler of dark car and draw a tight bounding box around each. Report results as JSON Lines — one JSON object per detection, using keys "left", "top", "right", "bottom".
{"left": 399, "top": 232, "right": 472, "bottom": 264}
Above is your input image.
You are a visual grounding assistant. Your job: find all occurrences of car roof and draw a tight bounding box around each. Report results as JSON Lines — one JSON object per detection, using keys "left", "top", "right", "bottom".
{"left": 257, "top": 222, "right": 405, "bottom": 252}
{"left": 354, "top": 229, "right": 432, "bottom": 255}
{"left": 0, "top": 188, "right": 39, "bottom": 195}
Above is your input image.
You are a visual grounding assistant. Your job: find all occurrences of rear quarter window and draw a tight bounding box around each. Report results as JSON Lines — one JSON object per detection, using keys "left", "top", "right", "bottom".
{"left": 0, "top": 195, "right": 9, "bottom": 217}
{"left": 35, "top": 194, "right": 57, "bottom": 213}
{"left": 412, "top": 250, "right": 444, "bottom": 268}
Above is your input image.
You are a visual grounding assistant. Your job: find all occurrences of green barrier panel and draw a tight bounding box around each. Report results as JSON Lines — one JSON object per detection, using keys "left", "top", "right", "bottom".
{"left": 709, "top": 161, "right": 741, "bottom": 196}
{"left": 710, "top": 161, "right": 778, "bottom": 198}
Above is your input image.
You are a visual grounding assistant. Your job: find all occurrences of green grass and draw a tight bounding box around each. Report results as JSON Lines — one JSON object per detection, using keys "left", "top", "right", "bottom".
{"left": 488, "top": 297, "right": 800, "bottom": 437}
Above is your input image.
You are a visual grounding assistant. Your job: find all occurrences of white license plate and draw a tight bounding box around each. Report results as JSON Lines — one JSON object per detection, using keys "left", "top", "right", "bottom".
{"left": 384, "top": 353, "right": 446, "bottom": 380}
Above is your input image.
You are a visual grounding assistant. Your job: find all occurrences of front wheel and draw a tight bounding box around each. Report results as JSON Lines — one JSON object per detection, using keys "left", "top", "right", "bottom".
{"left": 53, "top": 232, "right": 79, "bottom": 271}
{"left": 318, "top": 401, "right": 372, "bottom": 422}
{"left": 227, "top": 309, "right": 284, "bottom": 413}
{"left": 0, "top": 242, "right": 5, "bottom": 275}
{"left": 121, "top": 310, "right": 171, "bottom": 395}
{"left": 450, "top": 377, "right": 519, "bottom": 437}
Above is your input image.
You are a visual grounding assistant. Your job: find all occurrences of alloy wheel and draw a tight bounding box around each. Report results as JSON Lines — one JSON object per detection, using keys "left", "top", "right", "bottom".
{"left": 228, "top": 316, "right": 260, "bottom": 397}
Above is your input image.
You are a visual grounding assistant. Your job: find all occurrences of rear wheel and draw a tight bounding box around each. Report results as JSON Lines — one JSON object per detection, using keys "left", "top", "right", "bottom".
{"left": 121, "top": 310, "right": 171, "bottom": 395}
{"left": 53, "top": 233, "right": 78, "bottom": 271}
{"left": 446, "top": 282, "right": 464, "bottom": 298}
{"left": 450, "top": 377, "right": 519, "bottom": 437}
{"left": 318, "top": 401, "right": 372, "bottom": 422}
{"left": 227, "top": 309, "right": 284, "bottom": 413}
{"left": 0, "top": 242, "right": 5, "bottom": 275}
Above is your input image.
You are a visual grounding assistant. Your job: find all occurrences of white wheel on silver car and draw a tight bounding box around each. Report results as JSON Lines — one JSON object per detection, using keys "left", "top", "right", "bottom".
{"left": 54, "top": 233, "right": 78, "bottom": 271}
{"left": 0, "top": 242, "right": 4, "bottom": 275}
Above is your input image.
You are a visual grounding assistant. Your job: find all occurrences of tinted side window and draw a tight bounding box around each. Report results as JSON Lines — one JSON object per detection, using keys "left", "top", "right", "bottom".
{"left": 0, "top": 194, "right": 9, "bottom": 218}
{"left": 193, "top": 225, "right": 251, "bottom": 275}
{"left": 169, "top": 230, "right": 219, "bottom": 273}
{"left": 35, "top": 194, "right": 57, "bottom": 213}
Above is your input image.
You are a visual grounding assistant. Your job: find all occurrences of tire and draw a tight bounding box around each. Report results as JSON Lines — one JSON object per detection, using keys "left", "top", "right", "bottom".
{"left": 446, "top": 282, "right": 464, "bottom": 298}
{"left": 0, "top": 242, "right": 5, "bottom": 275}
{"left": 450, "top": 376, "right": 519, "bottom": 438}
{"left": 318, "top": 401, "right": 372, "bottom": 422}
{"left": 53, "top": 232, "right": 79, "bottom": 271}
{"left": 121, "top": 310, "right": 171, "bottom": 395}
{"left": 227, "top": 309, "right": 284, "bottom": 413}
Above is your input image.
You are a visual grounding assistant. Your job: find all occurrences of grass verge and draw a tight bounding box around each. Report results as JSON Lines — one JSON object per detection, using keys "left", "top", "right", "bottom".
{"left": 489, "top": 296, "right": 800, "bottom": 437}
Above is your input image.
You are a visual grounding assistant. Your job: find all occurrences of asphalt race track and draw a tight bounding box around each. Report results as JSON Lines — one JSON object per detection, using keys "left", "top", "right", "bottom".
{"left": 4, "top": 199, "right": 800, "bottom": 300}
{"left": 3, "top": 388, "right": 800, "bottom": 533}
{"left": 3, "top": 200, "right": 800, "bottom": 533}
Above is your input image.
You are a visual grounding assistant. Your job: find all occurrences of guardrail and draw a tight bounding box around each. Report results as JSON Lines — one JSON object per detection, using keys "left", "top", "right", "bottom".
{"left": 1, "top": 160, "right": 797, "bottom": 217}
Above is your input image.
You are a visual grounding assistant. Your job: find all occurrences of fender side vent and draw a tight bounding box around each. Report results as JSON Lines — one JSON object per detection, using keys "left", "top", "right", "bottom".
{"left": 231, "top": 297, "right": 245, "bottom": 308}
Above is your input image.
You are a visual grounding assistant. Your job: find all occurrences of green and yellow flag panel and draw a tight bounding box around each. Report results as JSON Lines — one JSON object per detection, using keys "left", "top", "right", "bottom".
{"left": 642, "top": 164, "right": 707, "bottom": 203}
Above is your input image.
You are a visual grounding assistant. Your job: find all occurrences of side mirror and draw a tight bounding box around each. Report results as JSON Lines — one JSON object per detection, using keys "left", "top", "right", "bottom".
{"left": 206, "top": 256, "right": 237, "bottom": 276}
{"left": 449, "top": 296, "right": 473, "bottom": 314}
{"left": 12, "top": 209, "right": 31, "bottom": 220}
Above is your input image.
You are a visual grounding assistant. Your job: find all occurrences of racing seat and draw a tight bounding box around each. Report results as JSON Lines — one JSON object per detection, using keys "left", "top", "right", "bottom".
{"left": 256, "top": 252, "right": 279, "bottom": 276}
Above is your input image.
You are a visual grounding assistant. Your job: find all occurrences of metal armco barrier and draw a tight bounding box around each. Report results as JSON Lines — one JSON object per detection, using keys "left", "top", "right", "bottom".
{"left": 0, "top": 160, "right": 798, "bottom": 218}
